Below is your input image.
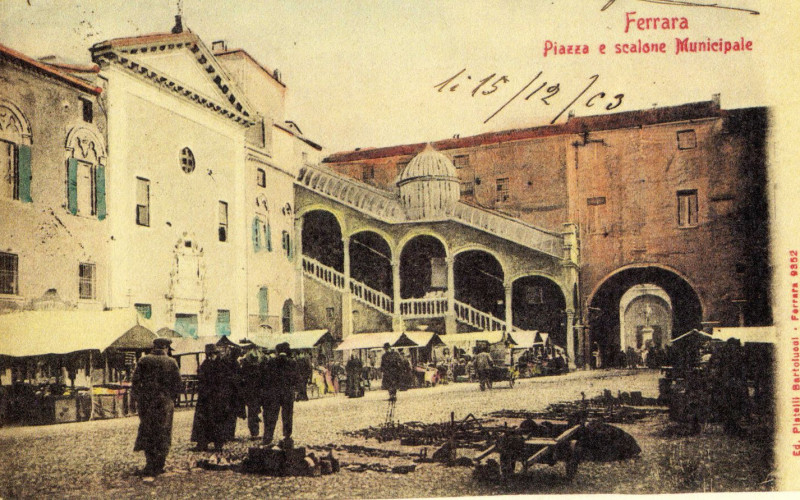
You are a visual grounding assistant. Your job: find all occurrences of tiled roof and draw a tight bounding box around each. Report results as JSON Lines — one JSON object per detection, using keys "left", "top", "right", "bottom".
{"left": 324, "top": 100, "right": 723, "bottom": 163}
{"left": 0, "top": 43, "right": 102, "bottom": 95}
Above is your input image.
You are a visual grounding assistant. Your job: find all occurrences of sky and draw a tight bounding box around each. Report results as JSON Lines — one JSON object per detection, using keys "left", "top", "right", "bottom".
{"left": 0, "top": 0, "right": 779, "bottom": 154}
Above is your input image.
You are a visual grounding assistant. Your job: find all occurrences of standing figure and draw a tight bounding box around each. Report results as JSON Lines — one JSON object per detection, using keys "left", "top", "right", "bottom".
{"left": 238, "top": 343, "right": 265, "bottom": 439}
{"left": 295, "top": 352, "right": 313, "bottom": 401}
{"left": 474, "top": 346, "right": 494, "bottom": 391}
{"left": 380, "top": 343, "right": 404, "bottom": 402}
{"left": 263, "top": 342, "right": 298, "bottom": 448}
{"left": 191, "top": 344, "right": 238, "bottom": 451}
{"left": 131, "top": 338, "right": 183, "bottom": 477}
{"left": 345, "top": 354, "right": 364, "bottom": 398}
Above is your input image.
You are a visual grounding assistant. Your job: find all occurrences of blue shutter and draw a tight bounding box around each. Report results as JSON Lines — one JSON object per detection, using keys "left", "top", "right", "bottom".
{"left": 95, "top": 165, "right": 106, "bottom": 220}
{"left": 265, "top": 221, "right": 272, "bottom": 252}
{"left": 17, "top": 144, "right": 32, "bottom": 203}
{"left": 67, "top": 158, "right": 78, "bottom": 214}
{"left": 258, "top": 287, "right": 268, "bottom": 320}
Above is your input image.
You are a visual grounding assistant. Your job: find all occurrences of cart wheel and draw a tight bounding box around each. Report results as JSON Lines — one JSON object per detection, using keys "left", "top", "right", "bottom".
{"left": 565, "top": 441, "right": 579, "bottom": 479}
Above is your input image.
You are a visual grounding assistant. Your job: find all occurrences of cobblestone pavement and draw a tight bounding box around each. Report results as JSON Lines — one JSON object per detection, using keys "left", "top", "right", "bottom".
{"left": 0, "top": 370, "right": 702, "bottom": 498}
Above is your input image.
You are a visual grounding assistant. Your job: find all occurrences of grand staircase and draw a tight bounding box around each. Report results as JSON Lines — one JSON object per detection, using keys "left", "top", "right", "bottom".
{"left": 302, "top": 255, "right": 509, "bottom": 330}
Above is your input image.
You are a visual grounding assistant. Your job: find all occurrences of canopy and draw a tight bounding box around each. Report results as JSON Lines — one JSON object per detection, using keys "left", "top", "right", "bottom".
{"left": 107, "top": 324, "right": 158, "bottom": 350}
{"left": 251, "top": 330, "right": 332, "bottom": 351}
{"left": 335, "top": 331, "right": 417, "bottom": 351}
{"left": 0, "top": 308, "right": 145, "bottom": 357}
{"left": 712, "top": 326, "right": 776, "bottom": 345}
{"left": 669, "top": 329, "right": 716, "bottom": 345}
{"left": 440, "top": 331, "right": 508, "bottom": 349}
{"left": 404, "top": 331, "right": 445, "bottom": 348}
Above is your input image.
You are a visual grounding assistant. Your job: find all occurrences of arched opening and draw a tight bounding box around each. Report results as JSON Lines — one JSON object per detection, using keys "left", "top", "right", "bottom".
{"left": 349, "top": 231, "right": 392, "bottom": 295}
{"left": 301, "top": 210, "right": 343, "bottom": 271}
{"left": 588, "top": 266, "right": 702, "bottom": 367}
{"left": 619, "top": 284, "right": 673, "bottom": 351}
{"left": 282, "top": 299, "right": 294, "bottom": 333}
{"left": 1, "top": 100, "right": 32, "bottom": 202}
{"left": 454, "top": 250, "right": 504, "bottom": 318}
{"left": 512, "top": 276, "right": 567, "bottom": 346}
{"left": 399, "top": 235, "right": 447, "bottom": 299}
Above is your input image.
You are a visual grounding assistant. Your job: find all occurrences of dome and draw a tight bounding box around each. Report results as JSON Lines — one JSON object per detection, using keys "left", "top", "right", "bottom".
{"left": 397, "top": 144, "right": 460, "bottom": 219}
{"left": 397, "top": 144, "right": 458, "bottom": 184}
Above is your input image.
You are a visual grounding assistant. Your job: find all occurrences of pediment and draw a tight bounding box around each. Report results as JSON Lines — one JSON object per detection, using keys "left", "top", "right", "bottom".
{"left": 133, "top": 48, "right": 229, "bottom": 104}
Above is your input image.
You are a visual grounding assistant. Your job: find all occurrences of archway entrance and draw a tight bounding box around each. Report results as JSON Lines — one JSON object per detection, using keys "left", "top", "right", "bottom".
{"left": 349, "top": 231, "right": 392, "bottom": 295}
{"left": 512, "top": 276, "right": 566, "bottom": 346}
{"left": 588, "top": 266, "right": 702, "bottom": 366}
{"left": 301, "top": 210, "right": 343, "bottom": 271}
{"left": 619, "top": 284, "right": 673, "bottom": 351}
{"left": 400, "top": 235, "right": 447, "bottom": 299}
{"left": 454, "top": 250, "right": 504, "bottom": 319}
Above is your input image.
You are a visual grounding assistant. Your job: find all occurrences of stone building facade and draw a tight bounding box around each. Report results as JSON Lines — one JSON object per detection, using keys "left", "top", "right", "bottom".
{"left": 324, "top": 99, "right": 771, "bottom": 365}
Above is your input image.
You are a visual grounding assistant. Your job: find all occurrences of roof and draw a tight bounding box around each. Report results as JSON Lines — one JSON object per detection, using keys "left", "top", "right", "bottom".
{"left": 402, "top": 331, "right": 445, "bottom": 348}
{"left": 712, "top": 326, "right": 776, "bottom": 344}
{"left": 108, "top": 325, "right": 158, "bottom": 350}
{"left": 214, "top": 48, "right": 285, "bottom": 88}
{"left": 669, "top": 329, "right": 716, "bottom": 344}
{"left": 0, "top": 43, "right": 102, "bottom": 95}
{"left": 0, "top": 309, "right": 145, "bottom": 357}
{"left": 170, "top": 336, "right": 229, "bottom": 356}
{"left": 324, "top": 100, "right": 723, "bottom": 163}
{"left": 507, "top": 330, "right": 554, "bottom": 348}
{"left": 251, "top": 330, "right": 332, "bottom": 350}
{"left": 397, "top": 144, "right": 457, "bottom": 184}
{"left": 440, "top": 331, "right": 508, "bottom": 348}
{"left": 335, "top": 332, "right": 418, "bottom": 351}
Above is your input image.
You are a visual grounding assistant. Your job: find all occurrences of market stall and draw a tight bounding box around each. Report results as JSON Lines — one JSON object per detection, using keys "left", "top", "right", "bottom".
{"left": 0, "top": 308, "right": 156, "bottom": 425}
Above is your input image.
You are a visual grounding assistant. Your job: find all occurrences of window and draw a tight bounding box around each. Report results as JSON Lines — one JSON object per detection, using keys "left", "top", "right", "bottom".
{"left": 135, "top": 303, "right": 152, "bottom": 320}
{"left": 396, "top": 160, "right": 410, "bottom": 177}
{"left": 79, "top": 262, "right": 95, "bottom": 300}
{"left": 180, "top": 147, "right": 195, "bottom": 173}
{"left": 362, "top": 165, "right": 374, "bottom": 181}
{"left": 136, "top": 177, "right": 150, "bottom": 226}
{"left": 453, "top": 155, "right": 469, "bottom": 169}
{"left": 460, "top": 181, "right": 474, "bottom": 195}
{"left": 0, "top": 252, "right": 18, "bottom": 295}
{"left": 256, "top": 168, "right": 266, "bottom": 187}
{"left": 216, "top": 309, "right": 231, "bottom": 336}
{"left": 677, "top": 129, "right": 697, "bottom": 150}
{"left": 258, "top": 287, "right": 269, "bottom": 321}
{"left": 175, "top": 313, "right": 198, "bottom": 338}
{"left": 326, "top": 307, "right": 335, "bottom": 320}
{"left": 252, "top": 216, "right": 272, "bottom": 252}
{"left": 1, "top": 139, "right": 18, "bottom": 200}
{"left": 496, "top": 177, "right": 509, "bottom": 203}
{"left": 525, "top": 285, "right": 544, "bottom": 305}
{"left": 80, "top": 98, "right": 93, "bottom": 123}
{"left": 282, "top": 230, "right": 293, "bottom": 259}
{"left": 0, "top": 104, "right": 31, "bottom": 203}
{"left": 218, "top": 201, "right": 228, "bottom": 242}
{"left": 677, "top": 189, "right": 699, "bottom": 227}
{"left": 587, "top": 196, "right": 606, "bottom": 206}
{"left": 282, "top": 299, "right": 293, "bottom": 333}
{"left": 74, "top": 160, "right": 96, "bottom": 216}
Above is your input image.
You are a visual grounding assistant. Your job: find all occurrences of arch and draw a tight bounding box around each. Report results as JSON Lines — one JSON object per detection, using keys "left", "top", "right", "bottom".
{"left": 451, "top": 245, "right": 508, "bottom": 277}
{"left": 396, "top": 229, "right": 450, "bottom": 259}
{"left": 295, "top": 203, "right": 346, "bottom": 231}
{"left": 508, "top": 270, "right": 570, "bottom": 301}
{"left": 0, "top": 99, "right": 32, "bottom": 144}
{"left": 619, "top": 287, "right": 673, "bottom": 350}
{"left": 65, "top": 126, "right": 106, "bottom": 164}
{"left": 399, "top": 234, "right": 448, "bottom": 299}
{"left": 453, "top": 249, "right": 505, "bottom": 319}
{"left": 511, "top": 275, "right": 567, "bottom": 347}
{"left": 301, "top": 209, "right": 344, "bottom": 271}
{"left": 344, "top": 226, "right": 395, "bottom": 249}
{"left": 587, "top": 265, "right": 703, "bottom": 368}
{"left": 349, "top": 230, "right": 393, "bottom": 295}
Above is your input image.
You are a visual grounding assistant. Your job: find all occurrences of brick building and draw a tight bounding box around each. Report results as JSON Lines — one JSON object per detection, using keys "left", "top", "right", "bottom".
{"left": 324, "top": 98, "right": 771, "bottom": 366}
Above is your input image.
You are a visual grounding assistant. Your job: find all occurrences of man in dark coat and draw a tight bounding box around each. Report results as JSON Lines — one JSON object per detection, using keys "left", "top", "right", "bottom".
{"left": 345, "top": 354, "right": 364, "bottom": 398}
{"left": 295, "top": 352, "right": 313, "bottom": 401}
{"left": 191, "top": 344, "right": 238, "bottom": 451}
{"left": 238, "top": 343, "right": 265, "bottom": 438}
{"left": 263, "top": 342, "right": 298, "bottom": 448}
{"left": 131, "top": 338, "right": 183, "bottom": 477}
{"left": 474, "top": 346, "right": 494, "bottom": 391}
{"left": 380, "top": 343, "right": 404, "bottom": 402}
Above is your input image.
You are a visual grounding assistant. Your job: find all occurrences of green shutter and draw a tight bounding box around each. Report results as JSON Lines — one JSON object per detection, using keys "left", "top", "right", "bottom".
{"left": 67, "top": 158, "right": 78, "bottom": 215}
{"left": 258, "top": 287, "right": 269, "bottom": 319}
{"left": 95, "top": 165, "right": 106, "bottom": 220}
{"left": 287, "top": 234, "right": 293, "bottom": 260}
{"left": 252, "top": 218, "right": 260, "bottom": 251}
{"left": 17, "top": 144, "right": 32, "bottom": 203}
{"left": 265, "top": 221, "right": 272, "bottom": 252}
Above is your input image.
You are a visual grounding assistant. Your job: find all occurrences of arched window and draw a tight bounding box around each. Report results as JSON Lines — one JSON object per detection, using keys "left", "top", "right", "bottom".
{"left": 252, "top": 195, "right": 272, "bottom": 252}
{"left": 0, "top": 100, "right": 32, "bottom": 202}
{"left": 65, "top": 127, "right": 106, "bottom": 219}
{"left": 180, "top": 147, "right": 195, "bottom": 173}
{"left": 282, "top": 299, "right": 293, "bottom": 333}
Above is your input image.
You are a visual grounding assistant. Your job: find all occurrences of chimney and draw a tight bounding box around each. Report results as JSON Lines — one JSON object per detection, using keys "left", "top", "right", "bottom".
{"left": 212, "top": 40, "right": 227, "bottom": 53}
{"left": 171, "top": 15, "right": 183, "bottom": 34}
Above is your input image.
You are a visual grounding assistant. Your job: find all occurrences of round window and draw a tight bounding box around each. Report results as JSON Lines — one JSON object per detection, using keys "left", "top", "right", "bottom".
{"left": 180, "top": 147, "right": 195, "bottom": 173}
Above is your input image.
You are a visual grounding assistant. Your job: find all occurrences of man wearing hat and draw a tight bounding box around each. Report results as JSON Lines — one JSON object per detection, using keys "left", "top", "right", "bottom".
{"left": 380, "top": 342, "right": 404, "bottom": 402}
{"left": 131, "top": 338, "right": 183, "bottom": 477}
{"left": 191, "top": 343, "right": 238, "bottom": 451}
{"left": 238, "top": 342, "right": 266, "bottom": 439}
{"left": 262, "top": 342, "right": 298, "bottom": 448}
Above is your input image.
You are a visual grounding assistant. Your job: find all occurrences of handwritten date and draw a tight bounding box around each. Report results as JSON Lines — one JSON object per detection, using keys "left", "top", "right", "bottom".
{"left": 434, "top": 69, "right": 624, "bottom": 125}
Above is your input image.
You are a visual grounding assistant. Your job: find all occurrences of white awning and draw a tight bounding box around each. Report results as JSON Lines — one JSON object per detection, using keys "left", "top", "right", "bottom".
{"left": 712, "top": 326, "right": 776, "bottom": 344}
{"left": 335, "top": 332, "right": 416, "bottom": 351}
{"left": 250, "top": 330, "right": 332, "bottom": 350}
{"left": 0, "top": 308, "right": 146, "bottom": 357}
{"left": 403, "top": 331, "right": 445, "bottom": 348}
{"left": 440, "top": 331, "right": 508, "bottom": 349}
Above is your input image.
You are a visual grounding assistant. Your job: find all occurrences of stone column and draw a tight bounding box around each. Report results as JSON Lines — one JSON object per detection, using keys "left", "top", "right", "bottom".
{"left": 566, "top": 309, "right": 576, "bottom": 369}
{"left": 504, "top": 282, "right": 513, "bottom": 331}
{"left": 392, "top": 260, "right": 403, "bottom": 331}
{"left": 341, "top": 236, "right": 353, "bottom": 339}
{"left": 445, "top": 256, "right": 456, "bottom": 334}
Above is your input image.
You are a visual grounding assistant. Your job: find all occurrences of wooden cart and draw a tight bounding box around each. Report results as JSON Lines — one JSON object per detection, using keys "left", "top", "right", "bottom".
{"left": 474, "top": 420, "right": 582, "bottom": 479}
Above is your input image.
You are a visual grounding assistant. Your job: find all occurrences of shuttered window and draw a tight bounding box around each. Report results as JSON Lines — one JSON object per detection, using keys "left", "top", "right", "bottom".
{"left": 258, "top": 287, "right": 269, "bottom": 321}
{"left": 136, "top": 177, "right": 150, "bottom": 226}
